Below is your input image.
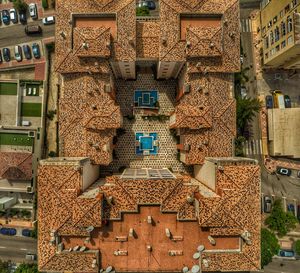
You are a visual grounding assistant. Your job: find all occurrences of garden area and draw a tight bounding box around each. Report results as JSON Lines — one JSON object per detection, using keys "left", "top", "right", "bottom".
{"left": 0, "top": 82, "right": 17, "bottom": 96}
{"left": 21, "top": 103, "right": 42, "bottom": 117}
{"left": 0, "top": 133, "right": 33, "bottom": 146}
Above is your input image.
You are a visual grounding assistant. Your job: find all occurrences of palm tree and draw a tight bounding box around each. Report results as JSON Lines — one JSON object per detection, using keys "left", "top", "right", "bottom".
{"left": 236, "top": 97, "right": 261, "bottom": 137}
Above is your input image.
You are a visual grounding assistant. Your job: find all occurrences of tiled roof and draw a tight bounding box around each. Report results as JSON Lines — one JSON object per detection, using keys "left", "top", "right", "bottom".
{"left": 0, "top": 152, "right": 32, "bottom": 181}
{"left": 38, "top": 159, "right": 260, "bottom": 272}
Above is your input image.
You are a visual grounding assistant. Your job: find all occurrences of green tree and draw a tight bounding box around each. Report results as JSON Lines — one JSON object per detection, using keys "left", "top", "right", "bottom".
{"left": 136, "top": 6, "right": 150, "bottom": 16}
{"left": 15, "top": 264, "right": 39, "bottom": 273}
{"left": 236, "top": 96, "right": 261, "bottom": 136}
{"left": 13, "top": 0, "right": 28, "bottom": 12}
{"left": 265, "top": 199, "right": 298, "bottom": 236}
{"left": 42, "top": 0, "right": 48, "bottom": 9}
{"left": 235, "top": 136, "right": 246, "bottom": 156}
{"left": 261, "top": 228, "right": 280, "bottom": 268}
{"left": 294, "top": 240, "right": 300, "bottom": 256}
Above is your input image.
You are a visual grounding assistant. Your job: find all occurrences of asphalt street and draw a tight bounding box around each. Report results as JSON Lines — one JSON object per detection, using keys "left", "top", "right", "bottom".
{"left": 0, "top": 20, "right": 55, "bottom": 48}
{"left": 0, "top": 235, "right": 37, "bottom": 262}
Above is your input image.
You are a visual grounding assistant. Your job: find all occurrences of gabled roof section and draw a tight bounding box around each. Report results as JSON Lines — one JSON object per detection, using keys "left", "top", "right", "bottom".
{"left": 55, "top": 0, "right": 136, "bottom": 74}
{"left": 0, "top": 152, "right": 32, "bottom": 181}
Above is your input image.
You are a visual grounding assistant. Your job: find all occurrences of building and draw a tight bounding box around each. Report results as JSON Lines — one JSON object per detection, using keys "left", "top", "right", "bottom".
{"left": 268, "top": 108, "right": 300, "bottom": 158}
{"left": 261, "top": 0, "right": 300, "bottom": 69}
{"left": 38, "top": 0, "right": 261, "bottom": 272}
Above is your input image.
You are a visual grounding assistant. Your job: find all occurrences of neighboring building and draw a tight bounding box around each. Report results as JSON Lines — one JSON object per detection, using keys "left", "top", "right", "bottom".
{"left": 261, "top": 0, "right": 300, "bottom": 68}
{"left": 38, "top": 0, "right": 261, "bottom": 272}
{"left": 268, "top": 108, "right": 300, "bottom": 158}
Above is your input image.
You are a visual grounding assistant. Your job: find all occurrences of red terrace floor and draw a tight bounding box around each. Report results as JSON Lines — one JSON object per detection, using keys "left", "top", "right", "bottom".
{"left": 61, "top": 206, "right": 240, "bottom": 272}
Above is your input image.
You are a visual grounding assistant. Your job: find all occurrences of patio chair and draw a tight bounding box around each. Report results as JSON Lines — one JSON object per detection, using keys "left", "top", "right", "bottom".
{"left": 33, "top": 88, "right": 37, "bottom": 96}
{"left": 28, "top": 88, "right": 32, "bottom": 95}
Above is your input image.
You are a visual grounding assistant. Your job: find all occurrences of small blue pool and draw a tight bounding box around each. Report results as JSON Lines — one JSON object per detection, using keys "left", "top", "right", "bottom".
{"left": 134, "top": 90, "right": 158, "bottom": 108}
{"left": 135, "top": 132, "right": 158, "bottom": 155}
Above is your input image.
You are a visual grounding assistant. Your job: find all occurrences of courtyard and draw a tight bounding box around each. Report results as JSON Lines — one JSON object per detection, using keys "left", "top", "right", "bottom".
{"left": 103, "top": 73, "right": 191, "bottom": 174}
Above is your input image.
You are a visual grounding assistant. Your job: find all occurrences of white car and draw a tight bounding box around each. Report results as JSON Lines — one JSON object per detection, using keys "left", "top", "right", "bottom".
{"left": 42, "top": 16, "right": 55, "bottom": 25}
{"left": 14, "top": 45, "right": 22, "bottom": 62}
{"left": 29, "top": 3, "right": 38, "bottom": 19}
{"left": 9, "top": 9, "right": 18, "bottom": 23}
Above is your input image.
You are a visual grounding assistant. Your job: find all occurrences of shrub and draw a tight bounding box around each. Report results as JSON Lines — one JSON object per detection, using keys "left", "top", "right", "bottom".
{"left": 13, "top": 0, "right": 28, "bottom": 12}
{"left": 42, "top": 0, "right": 48, "bottom": 9}
{"left": 294, "top": 240, "right": 300, "bottom": 256}
{"left": 261, "top": 228, "right": 280, "bottom": 268}
{"left": 136, "top": 6, "right": 149, "bottom": 16}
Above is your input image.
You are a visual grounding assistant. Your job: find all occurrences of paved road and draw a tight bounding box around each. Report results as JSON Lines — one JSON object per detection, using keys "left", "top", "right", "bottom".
{"left": 0, "top": 20, "right": 55, "bottom": 48}
{"left": 0, "top": 235, "right": 37, "bottom": 262}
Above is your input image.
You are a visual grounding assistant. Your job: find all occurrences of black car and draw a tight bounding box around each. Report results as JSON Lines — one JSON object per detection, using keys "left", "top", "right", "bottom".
{"left": 0, "top": 51, "right": 2, "bottom": 63}
{"left": 263, "top": 196, "right": 272, "bottom": 213}
{"left": 23, "top": 45, "right": 32, "bottom": 60}
{"left": 19, "top": 11, "right": 27, "bottom": 24}
{"left": 32, "top": 43, "right": 40, "bottom": 59}
{"left": 265, "top": 95, "right": 273, "bottom": 109}
{"left": 284, "top": 95, "right": 291, "bottom": 108}
{"left": 2, "top": 10, "right": 10, "bottom": 25}
{"left": 3, "top": 48, "right": 10, "bottom": 62}
{"left": 276, "top": 166, "right": 292, "bottom": 176}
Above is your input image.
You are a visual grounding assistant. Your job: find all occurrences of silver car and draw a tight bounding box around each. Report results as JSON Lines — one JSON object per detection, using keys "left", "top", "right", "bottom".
{"left": 14, "top": 45, "right": 22, "bottom": 62}
{"left": 29, "top": 3, "right": 38, "bottom": 19}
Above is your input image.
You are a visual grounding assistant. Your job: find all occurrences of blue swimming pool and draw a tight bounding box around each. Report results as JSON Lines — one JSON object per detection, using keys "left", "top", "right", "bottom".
{"left": 135, "top": 132, "right": 158, "bottom": 155}
{"left": 134, "top": 90, "right": 158, "bottom": 108}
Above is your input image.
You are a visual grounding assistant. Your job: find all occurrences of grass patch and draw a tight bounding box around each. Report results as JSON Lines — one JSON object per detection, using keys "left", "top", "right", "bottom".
{"left": 0, "top": 133, "right": 33, "bottom": 146}
{"left": 0, "top": 82, "right": 17, "bottom": 95}
{"left": 21, "top": 103, "right": 42, "bottom": 117}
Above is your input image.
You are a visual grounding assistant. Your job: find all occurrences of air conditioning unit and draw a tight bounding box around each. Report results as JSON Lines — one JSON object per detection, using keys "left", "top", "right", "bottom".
{"left": 104, "top": 84, "right": 111, "bottom": 93}
{"left": 27, "top": 186, "right": 33, "bottom": 193}
{"left": 183, "top": 84, "right": 190, "bottom": 94}
{"left": 28, "top": 131, "right": 35, "bottom": 138}
{"left": 274, "top": 73, "right": 282, "bottom": 80}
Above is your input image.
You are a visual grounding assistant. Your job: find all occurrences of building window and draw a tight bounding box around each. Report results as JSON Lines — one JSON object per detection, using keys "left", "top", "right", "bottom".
{"left": 268, "top": 20, "right": 272, "bottom": 28}
{"left": 273, "top": 16, "right": 278, "bottom": 23}
{"left": 287, "top": 16, "right": 293, "bottom": 32}
{"left": 281, "top": 21, "right": 286, "bottom": 36}
{"left": 262, "top": 26, "right": 266, "bottom": 34}
{"left": 265, "top": 37, "right": 269, "bottom": 48}
{"left": 291, "top": 0, "right": 298, "bottom": 8}
{"left": 275, "top": 26, "right": 280, "bottom": 41}
{"left": 265, "top": 52, "right": 269, "bottom": 59}
{"left": 285, "top": 4, "right": 290, "bottom": 13}
{"left": 275, "top": 45, "right": 280, "bottom": 52}
{"left": 281, "top": 40, "right": 286, "bottom": 48}
{"left": 287, "top": 35, "right": 293, "bottom": 45}
{"left": 280, "top": 10, "right": 284, "bottom": 18}
{"left": 270, "top": 30, "right": 274, "bottom": 44}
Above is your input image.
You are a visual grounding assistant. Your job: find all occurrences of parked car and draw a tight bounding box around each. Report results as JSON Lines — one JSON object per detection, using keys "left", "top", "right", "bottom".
{"left": 146, "top": 1, "right": 156, "bottom": 10}
{"left": 265, "top": 95, "right": 273, "bottom": 109}
{"left": 297, "top": 205, "right": 300, "bottom": 221}
{"left": 0, "top": 51, "right": 2, "bottom": 64}
{"left": 25, "top": 25, "right": 42, "bottom": 35}
{"left": 287, "top": 204, "right": 295, "bottom": 213}
{"left": 276, "top": 167, "right": 292, "bottom": 176}
{"left": 284, "top": 95, "right": 292, "bottom": 108}
{"left": 263, "top": 196, "right": 272, "bottom": 213}
{"left": 2, "top": 10, "right": 10, "bottom": 25}
{"left": 22, "top": 229, "right": 32, "bottom": 237}
{"left": 297, "top": 170, "right": 300, "bottom": 178}
{"left": 22, "top": 44, "right": 32, "bottom": 60}
{"left": 32, "top": 43, "right": 41, "bottom": 59}
{"left": 0, "top": 227, "right": 17, "bottom": 236}
{"left": 25, "top": 253, "right": 36, "bottom": 261}
{"left": 29, "top": 3, "right": 38, "bottom": 19}
{"left": 9, "top": 9, "right": 18, "bottom": 23}
{"left": 3, "top": 48, "right": 10, "bottom": 62}
{"left": 42, "top": 16, "right": 55, "bottom": 25}
{"left": 278, "top": 249, "right": 295, "bottom": 258}
{"left": 19, "top": 11, "right": 27, "bottom": 24}
{"left": 14, "top": 45, "right": 22, "bottom": 62}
